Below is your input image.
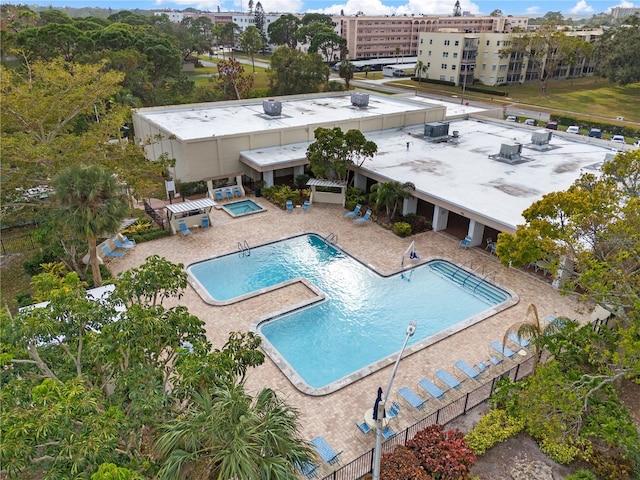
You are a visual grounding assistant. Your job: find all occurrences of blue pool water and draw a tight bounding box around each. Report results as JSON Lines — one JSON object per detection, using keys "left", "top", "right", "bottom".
{"left": 187, "top": 234, "right": 511, "bottom": 392}
{"left": 221, "top": 199, "right": 264, "bottom": 217}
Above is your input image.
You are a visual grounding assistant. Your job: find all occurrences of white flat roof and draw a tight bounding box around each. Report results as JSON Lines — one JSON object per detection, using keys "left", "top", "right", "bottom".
{"left": 135, "top": 93, "right": 435, "bottom": 141}
{"left": 239, "top": 118, "right": 618, "bottom": 231}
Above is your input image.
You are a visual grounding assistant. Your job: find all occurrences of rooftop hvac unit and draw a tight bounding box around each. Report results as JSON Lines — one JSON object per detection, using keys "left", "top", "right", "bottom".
{"left": 499, "top": 143, "right": 523, "bottom": 161}
{"left": 603, "top": 153, "right": 616, "bottom": 164}
{"left": 531, "top": 129, "right": 552, "bottom": 145}
{"left": 351, "top": 92, "right": 370, "bottom": 107}
{"left": 424, "top": 122, "right": 449, "bottom": 139}
{"left": 263, "top": 99, "right": 282, "bottom": 116}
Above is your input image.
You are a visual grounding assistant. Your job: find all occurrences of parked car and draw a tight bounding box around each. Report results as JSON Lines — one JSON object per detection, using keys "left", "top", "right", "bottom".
{"left": 588, "top": 128, "right": 602, "bottom": 138}
{"left": 545, "top": 121, "right": 558, "bottom": 130}
{"left": 505, "top": 115, "right": 517, "bottom": 122}
{"left": 524, "top": 119, "right": 536, "bottom": 126}
{"left": 611, "top": 135, "right": 625, "bottom": 144}
{"left": 566, "top": 125, "right": 580, "bottom": 134}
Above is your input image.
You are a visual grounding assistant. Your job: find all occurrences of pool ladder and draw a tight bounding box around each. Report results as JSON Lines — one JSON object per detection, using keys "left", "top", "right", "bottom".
{"left": 324, "top": 233, "right": 338, "bottom": 244}
{"left": 238, "top": 240, "right": 251, "bottom": 257}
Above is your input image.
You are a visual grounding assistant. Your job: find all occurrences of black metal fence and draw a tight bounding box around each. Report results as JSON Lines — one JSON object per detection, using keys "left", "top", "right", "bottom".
{"left": 144, "top": 201, "right": 169, "bottom": 230}
{"left": 320, "top": 356, "right": 536, "bottom": 480}
{"left": 0, "top": 233, "right": 36, "bottom": 255}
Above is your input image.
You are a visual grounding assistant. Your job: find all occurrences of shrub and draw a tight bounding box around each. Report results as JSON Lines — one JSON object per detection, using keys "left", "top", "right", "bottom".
{"left": 588, "top": 449, "right": 637, "bottom": 480}
{"left": 22, "top": 248, "right": 59, "bottom": 276}
{"left": 564, "top": 470, "right": 598, "bottom": 480}
{"left": 407, "top": 424, "right": 476, "bottom": 480}
{"left": 540, "top": 439, "right": 580, "bottom": 464}
{"left": 381, "top": 445, "right": 432, "bottom": 480}
{"left": 402, "top": 213, "right": 431, "bottom": 234}
{"left": 465, "top": 409, "right": 525, "bottom": 455}
{"left": 294, "top": 174, "right": 310, "bottom": 189}
{"left": 393, "top": 222, "right": 412, "bottom": 237}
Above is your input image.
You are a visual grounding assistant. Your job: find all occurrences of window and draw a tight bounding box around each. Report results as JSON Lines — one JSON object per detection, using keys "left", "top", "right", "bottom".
{"left": 427, "top": 62, "right": 430, "bottom": 67}
{"left": 486, "top": 40, "right": 490, "bottom": 46}
{"left": 443, "top": 52, "right": 449, "bottom": 57}
{"left": 441, "top": 64, "right": 447, "bottom": 69}
{"left": 429, "top": 39, "right": 433, "bottom": 44}
{"left": 450, "top": 76, "right": 455, "bottom": 82}
{"left": 419, "top": 49, "right": 422, "bottom": 55}
{"left": 440, "top": 75, "right": 446, "bottom": 80}
{"left": 428, "top": 50, "right": 432, "bottom": 56}
{"left": 499, "top": 64, "right": 506, "bottom": 71}
{"left": 454, "top": 40, "right": 459, "bottom": 46}
{"left": 453, "top": 52, "right": 458, "bottom": 58}
{"left": 482, "top": 64, "right": 486, "bottom": 70}
{"left": 497, "top": 41, "right": 501, "bottom": 46}
{"left": 497, "top": 77, "right": 505, "bottom": 83}
{"left": 444, "top": 40, "right": 450, "bottom": 45}
{"left": 492, "top": 64, "right": 497, "bottom": 71}
{"left": 451, "top": 64, "right": 456, "bottom": 70}
{"left": 420, "top": 38, "right": 423, "bottom": 44}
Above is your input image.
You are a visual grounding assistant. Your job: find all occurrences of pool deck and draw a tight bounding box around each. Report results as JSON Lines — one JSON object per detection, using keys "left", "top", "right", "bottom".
{"left": 109, "top": 197, "right": 590, "bottom": 475}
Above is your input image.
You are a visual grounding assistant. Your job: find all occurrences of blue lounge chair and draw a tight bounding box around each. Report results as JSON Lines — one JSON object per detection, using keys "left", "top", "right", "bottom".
{"left": 354, "top": 209, "right": 372, "bottom": 225}
{"left": 286, "top": 200, "right": 294, "bottom": 212}
{"left": 490, "top": 341, "right": 516, "bottom": 359}
{"left": 459, "top": 235, "right": 472, "bottom": 248}
{"left": 435, "top": 369, "right": 462, "bottom": 390}
{"left": 344, "top": 204, "right": 361, "bottom": 218}
{"left": 386, "top": 401, "right": 400, "bottom": 419}
{"left": 178, "top": 220, "right": 192, "bottom": 236}
{"left": 508, "top": 332, "right": 530, "bottom": 348}
{"left": 382, "top": 427, "right": 395, "bottom": 440}
{"left": 356, "top": 421, "right": 371, "bottom": 434}
{"left": 233, "top": 186, "right": 242, "bottom": 197}
{"left": 225, "top": 188, "right": 234, "bottom": 199}
{"left": 398, "top": 386, "right": 426, "bottom": 410}
{"left": 489, "top": 356, "right": 502, "bottom": 366}
{"left": 454, "top": 360, "right": 482, "bottom": 380}
{"left": 302, "top": 200, "right": 310, "bottom": 212}
{"left": 310, "top": 436, "right": 342, "bottom": 465}
{"left": 119, "top": 234, "right": 135, "bottom": 247}
{"left": 113, "top": 237, "right": 135, "bottom": 249}
{"left": 101, "top": 244, "right": 125, "bottom": 258}
{"left": 201, "top": 216, "right": 210, "bottom": 228}
{"left": 214, "top": 190, "right": 224, "bottom": 201}
{"left": 296, "top": 462, "right": 318, "bottom": 479}
{"left": 418, "top": 378, "right": 445, "bottom": 400}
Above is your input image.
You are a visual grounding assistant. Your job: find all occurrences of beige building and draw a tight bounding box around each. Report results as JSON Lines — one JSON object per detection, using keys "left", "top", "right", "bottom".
{"left": 332, "top": 14, "right": 528, "bottom": 60}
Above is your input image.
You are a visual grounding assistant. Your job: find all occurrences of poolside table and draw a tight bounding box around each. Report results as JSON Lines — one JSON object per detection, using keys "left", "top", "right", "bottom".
{"left": 363, "top": 407, "right": 390, "bottom": 429}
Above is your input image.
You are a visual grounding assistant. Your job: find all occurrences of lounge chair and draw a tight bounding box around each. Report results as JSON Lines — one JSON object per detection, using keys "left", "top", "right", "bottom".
{"left": 225, "top": 188, "right": 234, "bottom": 199}
{"left": 101, "top": 244, "right": 125, "bottom": 258}
{"left": 418, "top": 378, "right": 445, "bottom": 400}
{"left": 356, "top": 421, "right": 371, "bottom": 434}
{"left": 118, "top": 234, "right": 136, "bottom": 247}
{"left": 490, "top": 341, "right": 516, "bottom": 359}
{"left": 459, "top": 235, "right": 472, "bottom": 248}
{"left": 398, "top": 386, "right": 426, "bottom": 410}
{"left": 178, "top": 220, "right": 192, "bottom": 236}
{"left": 344, "top": 204, "right": 361, "bottom": 218}
{"left": 233, "top": 186, "right": 242, "bottom": 197}
{"left": 296, "top": 462, "right": 318, "bottom": 479}
{"left": 435, "top": 369, "right": 462, "bottom": 390}
{"left": 286, "top": 200, "right": 293, "bottom": 212}
{"left": 113, "top": 237, "right": 135, "bottom": 249}
{"left": 201, "top": 216, "right": 210, "bottom": 228}
{"left": 386, "top": 401, "right": 400, "bottom": 419}
{"left": 507, "top": 332, "right": 530, "bottom": 348}
{"left": 214, "top": 190, "right": 224, "bottom": 201}
{"left": 382, "top": 427, "right": 395, "bottom": 440}
{"left": 454, "top": 360, "right": 482, "bottom": 380}
{"left": 302, "top": 200, "right": 310, "bottom": 212}
{"left": 310, "top": 436, "right": 342, "bottom": 465}
{"left": 354, "top": 209, "right": 372, "bottom": 225}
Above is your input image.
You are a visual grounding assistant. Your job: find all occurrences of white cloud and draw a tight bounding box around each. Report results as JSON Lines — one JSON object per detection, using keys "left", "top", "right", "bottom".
{"left": 525, "top": 6, "right": 540, "bottom": 14}
{"left": 570, "top": 0, "right": 594, "bottom": 14}
{"left": 304, "top": 0, "right": 480, "bottom": 16}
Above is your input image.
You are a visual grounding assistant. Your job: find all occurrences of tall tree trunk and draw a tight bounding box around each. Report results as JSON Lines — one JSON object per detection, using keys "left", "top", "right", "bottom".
{"left": 89, "top": 236, "right": 102, "bottom": 287}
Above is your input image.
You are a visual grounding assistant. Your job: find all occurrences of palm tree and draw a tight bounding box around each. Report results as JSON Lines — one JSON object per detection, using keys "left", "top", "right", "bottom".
{"left": 394, "top": 46, "right": 402, "bottom": 63}
{"left": 502, "top": 303, "right": 565, "bottom": 369}
{"left": 338, "top": 59, "right": 354, "bottom": 90}
{"left": 369, "top": 181, "right": 415, "bottom": 221}
{"left": 53, "top": 165, "right": 128, "bottom": 287}
{"left": 155, "top": 383, "right": 315, "bottom": 480}
{"left": 415, "top": 60, "right": 428, "bottom": 83}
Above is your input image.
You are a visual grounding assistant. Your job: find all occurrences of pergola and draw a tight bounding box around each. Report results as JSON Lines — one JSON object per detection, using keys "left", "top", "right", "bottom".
{"left": 165, "top": 198, "right": 216, "bottom": 233}
{"left": 306, "top": 179, "right": 347, "bottom": 207}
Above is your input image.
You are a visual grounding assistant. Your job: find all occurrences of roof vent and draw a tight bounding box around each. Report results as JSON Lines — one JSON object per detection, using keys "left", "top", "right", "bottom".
{"left": 263, "top": 99, "right": 282, "bottom": 116}
{"left": 424, "top": 121, "right": 450, "bottom": 142}
{"left": 351, "top": 92, "right": 370, "bottom": 107}
{"left": 531, "top": 129, "right": 552, "bottom": 146}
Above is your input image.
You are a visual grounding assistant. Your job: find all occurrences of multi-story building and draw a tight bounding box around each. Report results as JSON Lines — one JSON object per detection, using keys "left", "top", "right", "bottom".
{"left": 610, "top": 6, "right": 640, "bottom": 19}
{"left": 332, "top": 14, "right": 528, "bottom": 60}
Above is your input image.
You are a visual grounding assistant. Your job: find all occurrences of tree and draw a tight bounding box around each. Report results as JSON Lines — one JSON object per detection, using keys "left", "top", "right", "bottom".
{"left": 489, "top": 9, "right": 503, "bottom": 16}
{"left": 338, "top": 59, "right": 354, "bottom": 89}
{"left": 238, "top": 25, "right": 264, "bottom": 73}
{"left": 154, "top": 384, "right": 315, "bottom": 480}
{"left": 369, "top": 181, "right": 415, "bottom": 221}
{"left": 217, "top": 57, "right": 254, "bottom": 100}
{"left": 16, "top": 23, "right": 94, "bottom": 61}
{"left": 594, "top": 20, "right": 640, "bottom": 86}
{"left": 268, "top": 47, "right": 329, "bottom": 96}
{"left": 306, "top": 127, "right": 378, "bottom": 183}
{"left": 309, "top": 29, "right": 347, "bottom": 63}
{"left": 52, "top": 165, "right": 128, "bottom": 287}
{"left": 219, "top": 22, "right": 240, "bottom": 56}
{"left": 267, "top": 13, "right": 300, "bottom": 49}
{"left": 254, "top": 2, "right": 267, "bottom": 49}
{"left": 415, "top": 60, "right": 428, "bottom": 82}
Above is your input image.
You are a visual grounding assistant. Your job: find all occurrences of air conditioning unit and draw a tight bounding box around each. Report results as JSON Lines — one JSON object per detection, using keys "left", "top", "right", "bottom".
{"left": 531, "top": 129, "right": 552, "bottom": 146}
{"left": 351, "top": 92, "right": 370, "bottom": 107}
{"left": 263, "top": 99, "right": 282, "bottom": 116}
{"left": 499, "top": 143, "right": 522, "bottom": 161}
{"left": 424, "top": 122, "right": 449, "bottom": 139}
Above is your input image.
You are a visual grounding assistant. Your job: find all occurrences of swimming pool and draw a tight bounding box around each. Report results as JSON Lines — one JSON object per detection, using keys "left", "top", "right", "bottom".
{"left": 221, "top": 199, "right": 265, "bottom": 217}
{"left": 186, "top": 234, "right": 515, "bottom": 395}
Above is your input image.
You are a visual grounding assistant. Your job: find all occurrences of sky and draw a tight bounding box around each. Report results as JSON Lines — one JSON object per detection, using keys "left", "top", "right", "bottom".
{"left": 18, "top": 0, "right": 639, "bottom": 17}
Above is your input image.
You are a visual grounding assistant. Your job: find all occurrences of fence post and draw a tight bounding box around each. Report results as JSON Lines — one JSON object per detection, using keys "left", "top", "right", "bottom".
{"left": 463, "top": 392, "right": 469, "bottom": 414}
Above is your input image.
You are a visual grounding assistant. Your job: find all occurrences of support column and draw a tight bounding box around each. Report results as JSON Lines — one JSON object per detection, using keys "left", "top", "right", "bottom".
{"left": 432, "top": 205, "right": 449, "bottom": 232}
{"left": 262, "top": 170, "right": 274, "bottom": 188}
{"left": 402, "top": 197, "right": 417, "bottom": 216}
{"left": 467, "top": 220, "right": 485, "bottom": 247}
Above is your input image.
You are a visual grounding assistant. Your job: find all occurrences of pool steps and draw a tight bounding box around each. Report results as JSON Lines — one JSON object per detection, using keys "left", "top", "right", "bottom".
{"left": 428, "top": 261, "right": 508, "bottom": 304}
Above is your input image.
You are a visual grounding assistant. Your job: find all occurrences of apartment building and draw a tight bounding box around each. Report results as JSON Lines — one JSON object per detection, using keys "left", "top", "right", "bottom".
{"left": 332, "top": 14, "right": 528, "bottom": 60}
